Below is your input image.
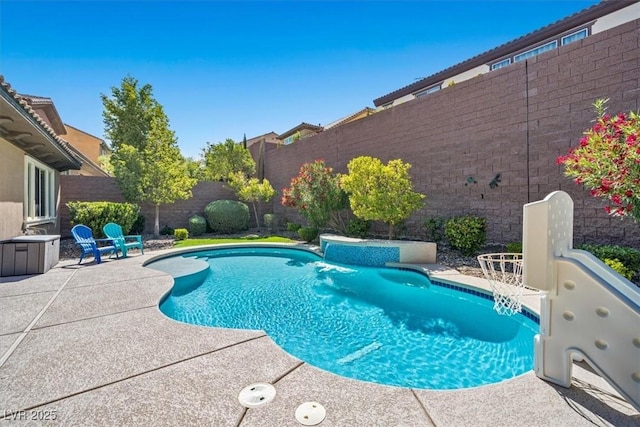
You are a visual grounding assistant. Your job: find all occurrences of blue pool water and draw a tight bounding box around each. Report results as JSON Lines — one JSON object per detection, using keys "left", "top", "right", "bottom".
{"left": 159, "top": 247, "right": 538, "bottom": 390}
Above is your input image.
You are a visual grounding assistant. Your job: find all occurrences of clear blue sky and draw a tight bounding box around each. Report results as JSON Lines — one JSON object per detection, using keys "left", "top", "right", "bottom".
{"left": 1, "top": 0, "right": 600, "bottom": 159}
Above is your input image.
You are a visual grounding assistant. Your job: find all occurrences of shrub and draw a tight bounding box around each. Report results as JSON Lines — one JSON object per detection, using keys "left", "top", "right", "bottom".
{"left": 346, "top": 217, "right": 371, "bottom": 238}
{"left": 287, "top": 222, "right": 302, "bottom": 232}
{"left": 578, "top": 244, "right": 640, "bottom": 273}
{"left": 130, "top": 213, "right": 146, "bottom": 235}
{"left": 188, "top": 215, "right": 207, "bottom": 237}
{"left": 445, "top": 215, "right": 487, "bottom": 256}
{"left": 298, "top": 226, "right": 319, "bottom": 243}
{"left": 281, "top": 160, "right": 348, "bottom": 229}
{"left": 160, "top": 225, "right": 174, "bottom": 236}
{"left": 264, "top": 214, "right": 277, "bottom": 233}
{"left": 424, "top": 217, "right": 445, "bottom": 243}
{"left": 174, "top": 228, "right": 189, "bottom": 241}
{"left": 506, "top": 242, "right": 523, "bottom": 253}
{"left": 204, "top": 200, "right": 249, "bottom": 233}
{"left": 604, "top": 258, "right": 634, "bottom": 280}
{"left": 67, "top": 201, "right": 139, "bottom": 238}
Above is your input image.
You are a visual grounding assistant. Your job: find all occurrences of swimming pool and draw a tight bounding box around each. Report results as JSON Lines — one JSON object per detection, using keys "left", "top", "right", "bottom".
{"left": 156, "top": 247, "right": 538, "bottom": 390}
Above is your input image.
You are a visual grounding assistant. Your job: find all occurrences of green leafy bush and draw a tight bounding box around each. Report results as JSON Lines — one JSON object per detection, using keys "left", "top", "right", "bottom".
{"left": 67, "top": 201, "right": 139, "bottom": 238}
{"left": 506, "top": 242, "right": 523, "bottom": 253}
{"left": 204, "top": 200, "right": 249, "bottom": 233}
{"left": 130, "top": 213, "right": 146, "bottom": 234}
{"left": 298, "top": 226, "right": 319, "bottom": 243}
{"left": 347, "top": 217, "right": 371, "bottom": 238}
{"left": 604, "top": 258, "right": 634, "bottom": 280}
{"left": 264, "top": 214, "right": 277, "bottom": 233}
{"left": 578, "top": 244, "right": 640, "bottom": 272}
{"left": 445, "top": 215, "right": 487, "bottom": 256}
{"left": 188, "top": 215, "right": 207, "bottom": 237}
{"left": 160, "top": 225, "right": 174, "bottom": 236}
{"left": 287, "top": 222, "right": 302, "bottom": 232}
{"left": 173, "top": 228, "right": 189, "bottom": 241}
{"left": 424, "top": 217, "right": 445, "bottom": 243}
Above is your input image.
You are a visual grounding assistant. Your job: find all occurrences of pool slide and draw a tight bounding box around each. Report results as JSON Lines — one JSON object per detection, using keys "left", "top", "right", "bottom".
{"left": 522, "top": 191, "right": 640, "bottom": 412}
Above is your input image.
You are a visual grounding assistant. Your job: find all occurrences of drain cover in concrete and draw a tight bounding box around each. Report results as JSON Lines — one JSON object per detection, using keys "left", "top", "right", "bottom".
{"left": 238, "top": 383, "right": 276, "bottom": 408}
{"left": 295, "top": 401, "right": 326, "bottom": 425}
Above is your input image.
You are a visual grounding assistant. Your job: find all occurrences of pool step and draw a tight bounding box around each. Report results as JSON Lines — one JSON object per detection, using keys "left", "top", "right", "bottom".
{"left": 146, "top": 257, "right": 210, "bottom": 296}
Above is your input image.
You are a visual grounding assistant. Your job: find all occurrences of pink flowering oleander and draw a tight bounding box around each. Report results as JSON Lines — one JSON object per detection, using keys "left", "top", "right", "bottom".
{"left": 557, "top": 99, "right": 640, "bottom": 221}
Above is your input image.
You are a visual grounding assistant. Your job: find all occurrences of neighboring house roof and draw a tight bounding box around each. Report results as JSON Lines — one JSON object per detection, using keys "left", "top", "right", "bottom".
{"left": 373, "top": 0, "right": 636, "bottom": 106}
{"left": 0, "top": 76, "right": 81, "bottom": 171}
{"left": 17, "top": 93, "right": 67, "bottom": 135}
{"left": 245, "top": 131, "right": 280, "bottom": 147}
{"left": 324, "top": 107, "right": 376, "bottom": 130}
{"left": 278, "top": 122, "right": 323, "bottom": 140}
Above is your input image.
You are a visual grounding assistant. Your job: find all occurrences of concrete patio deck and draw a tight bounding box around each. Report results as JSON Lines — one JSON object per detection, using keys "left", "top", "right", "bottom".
{"left": 1, "top": 247, "right": 638, "bottom": 426}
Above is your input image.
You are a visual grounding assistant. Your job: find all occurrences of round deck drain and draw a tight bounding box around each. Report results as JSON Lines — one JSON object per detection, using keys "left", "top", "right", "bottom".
{"left": 295, "top": 401, "right": 326, "bottom": 425}
{"left": 238, "top": 383, "right": 276, "bottom": 408}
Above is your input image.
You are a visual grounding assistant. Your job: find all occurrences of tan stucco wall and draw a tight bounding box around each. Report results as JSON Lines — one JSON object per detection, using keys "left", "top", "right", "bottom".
{"left": 63, "top": 125, "right": 104, "bottom": 163}
{"left": 0, "top": 139, "right": 62, "bottom": 240}
{"left": 0, "top": 139, "right": 26, "bottom": 240}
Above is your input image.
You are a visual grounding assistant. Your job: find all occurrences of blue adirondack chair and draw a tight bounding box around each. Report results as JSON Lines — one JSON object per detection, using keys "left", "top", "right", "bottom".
{"left": 71, "top": 224, "right": 120, "bottom": 264}
{"left": 103, "top": 222, "right": 144, "bottom": 258}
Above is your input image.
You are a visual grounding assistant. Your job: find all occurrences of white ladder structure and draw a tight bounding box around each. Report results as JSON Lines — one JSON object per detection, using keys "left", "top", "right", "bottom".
{"left": 523, "top": 191, "right": 640, "bottom": 411}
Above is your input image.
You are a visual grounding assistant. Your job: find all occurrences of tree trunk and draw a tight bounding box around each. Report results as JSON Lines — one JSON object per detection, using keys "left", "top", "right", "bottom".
{"left": 154, "top": 204, "right": 160, "bottom": 238}
{"left": 252, "top": 202, "right": 260, "bottom": 228}
{"left": 388, "top": 223, "right": 394, "bottom": 240}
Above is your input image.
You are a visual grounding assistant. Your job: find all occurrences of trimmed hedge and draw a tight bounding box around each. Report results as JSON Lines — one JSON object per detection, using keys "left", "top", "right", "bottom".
{"left": 174, "top": 228, "right": 189, "bottom": 241}
{"left": 204, "top": 200, "right": 249, "bottom": 233}
{"left": 67, "top": 201, "right": 139, "bottom": 238}
{"left": 188, "top": 215, "right": 207, "bottom": 237}
{"left": 298, "top": 226, "right": 319, "bottom": 243}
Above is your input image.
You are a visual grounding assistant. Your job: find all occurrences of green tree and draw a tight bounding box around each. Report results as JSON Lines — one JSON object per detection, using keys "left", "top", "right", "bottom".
{"left": 340, "top": 156, "right": 425, "bottom": 239}
{"left": 281, "top": 160, "right": 348, "bottom": 230}
{"left": 102, "top": 75, "right": 196, "bottom": 237}
{"left": 185, "top": 157, "right": 206, "bottom": 181}
{"left": 202, "top": 138, "right": 255, "bottom": 181}
{"left": 228, "top": 172, "right": 276, "bottom": 227}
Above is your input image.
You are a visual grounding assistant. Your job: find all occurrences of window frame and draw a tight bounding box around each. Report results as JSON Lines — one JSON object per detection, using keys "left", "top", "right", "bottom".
{"left": 491, "top": 58, "right": 511, "bottom": 71}
{"left": 561, "top": 28, "right": 588, "bottom": 45}
{"left": 414, "top": 84, "right": 441, "bottom": 98}
{"left": 514, "top": 40, "right": 558, "bottom": 63}
{"left": 24, "top": 156, "right": 56, "bottom": 224}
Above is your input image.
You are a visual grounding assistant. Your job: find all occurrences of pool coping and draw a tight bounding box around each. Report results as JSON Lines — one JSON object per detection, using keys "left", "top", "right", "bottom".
{"left": 1, "top": 244, "right": 637, "bottom": 426}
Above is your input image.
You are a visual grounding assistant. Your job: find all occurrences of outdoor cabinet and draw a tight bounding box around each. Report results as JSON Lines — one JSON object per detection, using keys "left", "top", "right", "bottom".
{"left": 0, "top": 235, "right": 60, "bottom": 277}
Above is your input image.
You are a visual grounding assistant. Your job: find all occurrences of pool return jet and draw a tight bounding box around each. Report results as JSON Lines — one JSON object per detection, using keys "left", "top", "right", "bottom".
{"left": 478, "top": 191, "right": 640, "bottom": 412}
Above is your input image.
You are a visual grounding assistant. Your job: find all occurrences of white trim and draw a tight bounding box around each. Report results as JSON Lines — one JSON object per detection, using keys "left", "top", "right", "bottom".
{"left": 514, "top": 40, "right": 558, "bottom": 62}
{"left": 561, "top": 28, "right": 588, "bottom": 45}
{"left": 491, "top": 58, "right": 511, "bottom": 70}
{"left": 24, "top": 155, "right": 56, "bottom": 223}
{"left": 414, "top": 84, "right": 441, "bottom": 98}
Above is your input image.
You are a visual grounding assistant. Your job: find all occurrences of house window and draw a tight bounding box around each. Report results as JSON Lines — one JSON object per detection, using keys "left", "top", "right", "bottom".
{"left": 24, "top": 156, "right": 55, "bottom": 222}
{"left": 514, "top": 40, "right": 558, "bottom": 62}
{"left": 381, "top": 102, "right": 393, "bottom": 110}
{"left": 491, "top": 58, "right": 511, "bottom": 70}
{"left": 562, "top": 28, "right": 588, "bottom": 45}
{"left": 283, "top": 135, "right": 296, "bottom": 145}
{"left": 414, "top": 85, "right": 441, "bottom": 98}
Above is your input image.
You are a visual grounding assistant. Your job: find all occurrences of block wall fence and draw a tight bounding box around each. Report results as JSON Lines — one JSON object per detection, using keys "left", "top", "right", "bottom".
{"left": 59, "top": 177, "right": 236, "bottom": 238}
{"left": 60, "top": 19, "right": 639, "bottom": 246}
{"left": 256, "top": 19, "right": 640, "bottom": 247}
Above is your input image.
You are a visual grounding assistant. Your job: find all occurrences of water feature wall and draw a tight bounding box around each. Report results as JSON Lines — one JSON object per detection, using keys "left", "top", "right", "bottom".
{"left": 320, "top": 234, "right": 436, "bottom": 267}
{"left": 523, "top": 191, "right": 640, "bottom": 411}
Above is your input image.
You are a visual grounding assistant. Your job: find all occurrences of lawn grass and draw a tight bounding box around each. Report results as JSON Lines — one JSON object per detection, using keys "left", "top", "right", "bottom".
{"left": 173, "top": 235, "right": 296, "bottom": 248}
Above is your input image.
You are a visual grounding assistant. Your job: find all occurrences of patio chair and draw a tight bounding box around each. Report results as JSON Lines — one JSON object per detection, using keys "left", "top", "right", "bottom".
{"left": 102, "top": 222, "right": 144, "bottom": 258}
{"left": 71, "top": 224, "right": 120, "bottom": 264}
